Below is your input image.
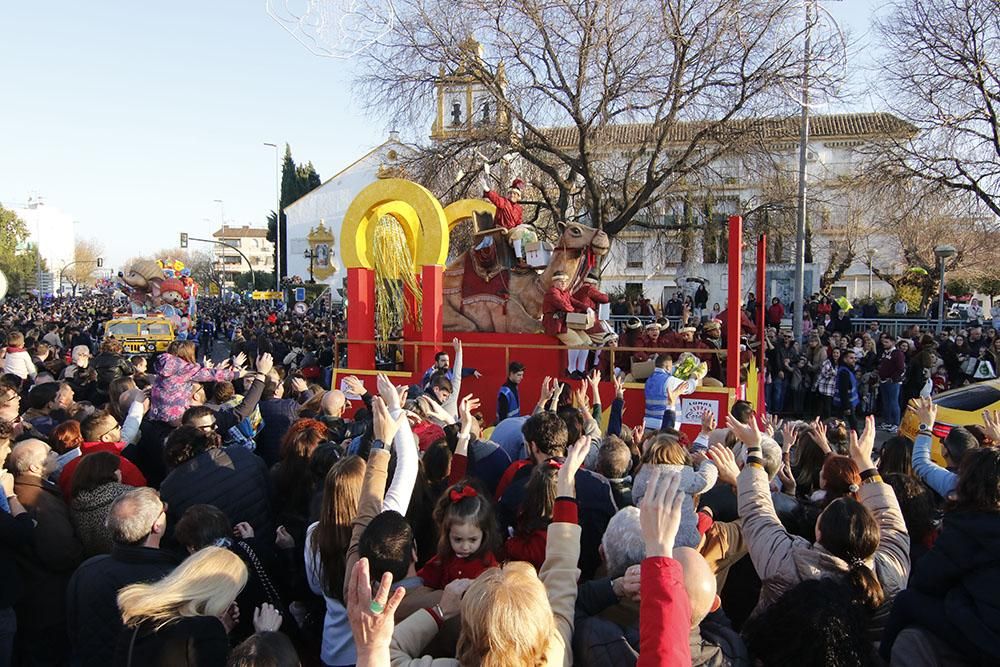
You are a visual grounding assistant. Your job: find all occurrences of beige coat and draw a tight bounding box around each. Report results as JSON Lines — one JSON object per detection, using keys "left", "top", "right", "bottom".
{"left": 389, "top": 522, "right": 582, "bottom": 667}
{"left": 737, "top": 464, "right": 910, "bottom": 616}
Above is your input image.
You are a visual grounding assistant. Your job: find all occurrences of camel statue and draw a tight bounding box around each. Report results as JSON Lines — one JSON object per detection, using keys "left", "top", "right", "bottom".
{"left": 442, "top": 221, "right": 610, "bottom": 333}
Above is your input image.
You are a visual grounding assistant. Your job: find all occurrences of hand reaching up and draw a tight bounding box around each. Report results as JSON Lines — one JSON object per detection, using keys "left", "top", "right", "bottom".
{"left": 726, "top": 414, "right": 762, "bottom": 448}
{"left": 849, "top": 415, "right": 876, "bottom": 470}
{"left": 639, "top": 469, "right": 685, "bottom": 559}
{"left": 348, "top": 558, "right": 406, "bottom": 666}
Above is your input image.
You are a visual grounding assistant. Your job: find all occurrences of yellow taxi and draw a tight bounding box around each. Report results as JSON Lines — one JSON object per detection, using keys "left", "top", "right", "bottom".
{"left": 899, "top": 380, "right": 1000, "bottom": 464}
{"left": 103, "top": 316, "right": 175, "bottom": 354}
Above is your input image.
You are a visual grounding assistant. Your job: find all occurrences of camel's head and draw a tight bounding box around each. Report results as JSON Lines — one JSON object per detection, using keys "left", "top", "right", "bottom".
{"left": 557, "top": 222, "right": 610, "bottom": 256}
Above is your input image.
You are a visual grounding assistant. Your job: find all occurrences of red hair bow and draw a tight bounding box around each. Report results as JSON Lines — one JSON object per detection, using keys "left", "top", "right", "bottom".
{"left": 449, "top": 485, "right": 478, "bottom": 503}
{"left": 546, "top": 460, "right": 563, "bottom": 470}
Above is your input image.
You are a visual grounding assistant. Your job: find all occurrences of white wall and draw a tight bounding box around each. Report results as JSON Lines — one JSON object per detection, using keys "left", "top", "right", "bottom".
{"left": 12, "top": 199, "right": 76, "bottom": 280}
{"left": 283, "top": 139, "right": 412, "bottom": 296}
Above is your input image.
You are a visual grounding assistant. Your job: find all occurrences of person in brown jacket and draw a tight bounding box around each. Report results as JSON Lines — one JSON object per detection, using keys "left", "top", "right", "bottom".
{"left": 10, "top": 438, "right": 86, "bottom": 665}
{"left": 727, "top": 415, "right": 910, "bottom": 650}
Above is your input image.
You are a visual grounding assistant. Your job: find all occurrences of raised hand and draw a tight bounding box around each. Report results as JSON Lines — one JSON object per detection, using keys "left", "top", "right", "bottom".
{"left": 913, "top": 396, "right": 937, "bottom": 428}
{"left": 376, "top": 373, "right": 399, "bottom": 411}
{"left": 707, "top": 443, "right": 740, "bottom": 487}
{"left": 982, "top": 409, "right": 1000, "bottom": 443}
{"left": 849, "top": 415, "right": 877, "bottom": 470}
{"left": 343, "top": 375, "right": 367, "bottom": 397}
{"left": 777, "top": 461, "right": 797, "bottom": 496}
{"left": 372, "top": 396, "right": 406, "bottom": 444}
{"left": 255, "top": 352, "right": 274, "bottom": 376}
{"left": 232, "top": 351, "right": 248, "bottom": 369}
{"left": 726, "top": 414, "right": 762, "bottom": 448}
{"left": 613, "top": 373, "right": 625, "bottom": 399}
{"left": 347, "top": 558, "right": 406, "bottom": 664}
{"left": 556, "top": 435, "right": 591, "bottom": 498}
{"left": 639, "top": 469, "right": 685, "bottom": 559}
{"left": 253, "top": 603, "right": 283, "bottom": 633}
{"left": 439, "top": 578, "right": 473, "bottom": 620}
{"left": 700, "top": 410, "right": 717, "bottom": 435}
{"left": 780, "top": 421, "right": 796, "bottom": 456}
{"left": 291, "top": 377, "right": 309, "bottom": 394}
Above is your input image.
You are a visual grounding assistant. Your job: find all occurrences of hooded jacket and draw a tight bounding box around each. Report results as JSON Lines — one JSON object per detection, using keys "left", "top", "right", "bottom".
{"left": 149, "top": 353, "right": 239, "bottom": 423}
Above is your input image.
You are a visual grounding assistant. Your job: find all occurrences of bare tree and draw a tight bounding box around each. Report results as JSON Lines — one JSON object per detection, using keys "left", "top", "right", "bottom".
{"left": 357, "top": 0, "right": 843, "bottom": 236}
{"left": 870, "top": 183, "right": 1000, "bottom": 311}
{"left": 64, "top": 239, "right": 104, "bottom": 295}
{"left": 870, "top": 0, "right": 1000, "bottom": 218}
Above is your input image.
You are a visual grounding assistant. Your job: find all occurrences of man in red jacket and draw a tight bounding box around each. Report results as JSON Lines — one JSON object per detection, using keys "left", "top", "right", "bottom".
{"left": 574, "top": 272, "right": 617, "bottom": 368}
{"left": 58, "top": 410, "right": 147, "bottom": 498}
{"left": 481, "top": 167, "right": 538, "bottom": 267}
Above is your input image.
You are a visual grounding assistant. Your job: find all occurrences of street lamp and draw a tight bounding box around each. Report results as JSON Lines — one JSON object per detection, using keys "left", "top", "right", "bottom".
{"left": 303, "top": 248, "right": 316, "bottom": 283}
{"left": 264, "top": 142, "right": 281, "bottom": 289}
{"left": 934, "top": 244, "right": 957, "bottom": 333}
{"left": 866, "top": 248, "right": 877, "bottom": 299}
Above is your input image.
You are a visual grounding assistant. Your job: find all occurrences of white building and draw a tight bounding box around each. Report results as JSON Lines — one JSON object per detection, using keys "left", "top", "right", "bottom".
{"left": 9, "top": 197, "right": 76, "bottom": 295}
{"left": 211, "top": 225, "right": 274, "bottom": 287}
{"left": 282, "top": 132, "right": 414, "bottom": 296}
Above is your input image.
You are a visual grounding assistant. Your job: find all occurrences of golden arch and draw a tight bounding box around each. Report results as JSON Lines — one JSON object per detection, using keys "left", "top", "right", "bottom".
{"left": 443, "top": 198, "right": 496, "bottom": 230}
{"left": 341, "top": 179, "right": 450, "bottom": 269}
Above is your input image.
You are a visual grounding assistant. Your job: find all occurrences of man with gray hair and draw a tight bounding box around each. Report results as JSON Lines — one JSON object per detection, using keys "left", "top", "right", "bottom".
{"left": 10, "top": 438, "right": 84, "bottom": 665}
{"left": 66, "top": 487, "right": 178, "bottom": 667}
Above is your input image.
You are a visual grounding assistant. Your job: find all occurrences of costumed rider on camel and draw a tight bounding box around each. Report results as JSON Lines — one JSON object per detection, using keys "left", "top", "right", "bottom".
{"left": 478, "top": 163, "right": 538, "bottom": 270}
{"left": 543, "top": 271, "right": 592, "bottom": 379}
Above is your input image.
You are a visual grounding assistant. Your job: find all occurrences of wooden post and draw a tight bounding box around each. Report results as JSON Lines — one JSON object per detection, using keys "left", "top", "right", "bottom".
{"left": 727, "top": 216, "right": 743, "bottom": 391}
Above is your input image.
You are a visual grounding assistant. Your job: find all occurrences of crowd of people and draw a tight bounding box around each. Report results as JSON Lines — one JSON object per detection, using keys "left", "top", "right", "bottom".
{"left": 0, "top": 292, "right": 998, "bottom": 666}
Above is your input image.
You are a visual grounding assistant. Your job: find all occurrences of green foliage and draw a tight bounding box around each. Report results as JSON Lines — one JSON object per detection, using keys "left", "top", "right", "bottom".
{"left": 894, "top": 285, "right": 922, "bottom": 314}
{"left": 0, "top": 205, "right": 46, "bottom": 294}
{"left": 233, "top": 271, "right": 273, "bottom": 292}
{"left": 979, "top": 277, "right": 1000, "bottom": 297}
{"left": 946, "top": 277, "right": 977, "bottom": 296}
{"left": 266, "top": 145, "right": 323, "bottom": 279}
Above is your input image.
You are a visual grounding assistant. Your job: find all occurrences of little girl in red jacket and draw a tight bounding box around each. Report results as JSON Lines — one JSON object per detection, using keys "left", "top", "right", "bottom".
{"left": 417, "top": 481, "right": 501, "bottom": 589}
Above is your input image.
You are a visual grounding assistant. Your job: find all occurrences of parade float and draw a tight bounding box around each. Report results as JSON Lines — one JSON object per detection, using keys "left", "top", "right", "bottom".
{"left": 333, "top": 177, "right": 768, "bottom": 436}
{"left": 113, "top": 258, "right": 199, "bottom": 339}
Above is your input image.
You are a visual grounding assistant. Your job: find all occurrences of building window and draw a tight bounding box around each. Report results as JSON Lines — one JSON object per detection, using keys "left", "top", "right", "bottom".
{"left": 626, "top": 242, "right": 644, "bottom": 269}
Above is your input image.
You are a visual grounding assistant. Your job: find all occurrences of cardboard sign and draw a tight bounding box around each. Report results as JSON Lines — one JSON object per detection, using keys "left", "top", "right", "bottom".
{"left": 678, "top": 397, "right": 721, "bottom": 425}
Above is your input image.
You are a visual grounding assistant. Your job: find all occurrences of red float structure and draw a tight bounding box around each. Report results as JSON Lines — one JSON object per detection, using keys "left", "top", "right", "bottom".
{"left": 334, "top": 180, "right": 767, "bottom": 438}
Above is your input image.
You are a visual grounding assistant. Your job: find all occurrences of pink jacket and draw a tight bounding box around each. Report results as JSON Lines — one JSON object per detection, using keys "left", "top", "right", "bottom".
{"left": 149, "top": 354, "right": 239, "bottom": 423}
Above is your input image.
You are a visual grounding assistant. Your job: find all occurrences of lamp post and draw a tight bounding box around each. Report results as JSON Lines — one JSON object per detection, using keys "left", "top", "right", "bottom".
{"left": 934, "top": 244, "right": 957, "bottom": 333}
{"left": 866, "top": 248, "right": 877, "bottom": 299}
{"left": 303, "top": 248, "right": 316, "bottom": 283}
{"left": 264, "top": 142, "right": 281, "bottom": 289}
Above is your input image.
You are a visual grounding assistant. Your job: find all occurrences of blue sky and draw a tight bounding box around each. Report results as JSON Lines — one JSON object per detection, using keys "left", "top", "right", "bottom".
{"left": 0, "top": 0, "right": 883, "bottom": 269}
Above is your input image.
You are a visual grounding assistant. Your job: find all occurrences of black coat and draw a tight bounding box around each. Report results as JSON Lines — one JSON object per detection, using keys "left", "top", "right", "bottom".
{"left": 888, "top": 511, "right": 1000, "bottom": 664}
{"left": 159, "top": 446, "right": 274, "bottom": 548}
{"left": 92, "top": 352, "right": 135, "bottom": 394}
{"left": 113, "top": 615, "right": 229, "bottom": 667}
{"left": 66, "top": 545, "right": 179, "bottom": 667}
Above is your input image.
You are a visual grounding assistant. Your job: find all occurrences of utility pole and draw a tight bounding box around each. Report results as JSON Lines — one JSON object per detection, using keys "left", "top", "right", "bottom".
{"left": 792, "top": 0, "right": 813, "bottom": 344}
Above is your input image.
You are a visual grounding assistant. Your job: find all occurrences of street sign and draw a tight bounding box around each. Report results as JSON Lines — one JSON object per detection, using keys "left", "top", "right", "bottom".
{"left": 252, "top": 291, "right": 284, "bottom": 300}
{"left": 293, "top": 301, "right": 307, "bottom": 316}
{"left": 295, "top": 287, "right": 306, "bottom": 302}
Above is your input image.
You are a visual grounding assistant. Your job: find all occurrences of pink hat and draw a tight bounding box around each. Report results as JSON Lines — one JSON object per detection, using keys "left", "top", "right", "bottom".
{"left": 510, "top": 178, "right": 525, "bottom": 191}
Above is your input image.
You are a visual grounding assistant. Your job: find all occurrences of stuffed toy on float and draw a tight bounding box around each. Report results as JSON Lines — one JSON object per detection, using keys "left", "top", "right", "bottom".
{"left": 158, "top": 277, "right": 189, "bottom": 328}
{"left": 118, "top": 259, "right": 164, "bottom": 315}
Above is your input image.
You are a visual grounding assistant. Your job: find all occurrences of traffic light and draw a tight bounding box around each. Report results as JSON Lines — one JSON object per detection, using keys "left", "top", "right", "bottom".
{"left": 97, "top": 257, "right": 103, "bottom": 268}
{"left": 180, "top": 232, "right": 188, "bottom": 248}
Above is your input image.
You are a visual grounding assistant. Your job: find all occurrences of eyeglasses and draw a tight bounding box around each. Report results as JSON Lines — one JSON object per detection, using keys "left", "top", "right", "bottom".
{"left": 96, "top": 422, "right": 123, "bottom": 441}
{"left": 196, "top": 420, "right": 217, "bottom": 432}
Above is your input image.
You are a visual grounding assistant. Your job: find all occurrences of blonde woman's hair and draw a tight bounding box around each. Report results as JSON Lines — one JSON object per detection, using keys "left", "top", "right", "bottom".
{"left": 118, "top": 547, "right": 248, "bottom": 629}
{"left": 642, "top": 434, "right": 690, "bottom": 466}
{"left": 456, "top": 562, "right": 554, "bottom": 666}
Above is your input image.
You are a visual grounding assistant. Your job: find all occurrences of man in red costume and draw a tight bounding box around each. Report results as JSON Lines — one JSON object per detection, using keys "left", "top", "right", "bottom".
{"left": 543, "top": 272, "right": 591, "bottom": 378}
{"left": 573, "top": 271, "right": 617, "bottom": 370}
{"left": 481, "top": 166, "right": 537, "bottom": 267}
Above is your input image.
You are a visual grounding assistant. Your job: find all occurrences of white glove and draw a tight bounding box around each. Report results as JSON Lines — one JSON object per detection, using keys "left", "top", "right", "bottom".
{"left": 483, "top": 162, "right": 492, "bottom": 179}
{"left": 480, "top": 174, "right": 490, "bottom": 193}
